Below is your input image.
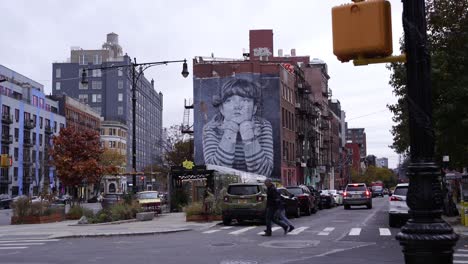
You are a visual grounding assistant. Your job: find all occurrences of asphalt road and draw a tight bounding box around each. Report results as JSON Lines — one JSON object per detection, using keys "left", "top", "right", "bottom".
{"left": 0, "top": 197, "right": 466, "bottom": 264}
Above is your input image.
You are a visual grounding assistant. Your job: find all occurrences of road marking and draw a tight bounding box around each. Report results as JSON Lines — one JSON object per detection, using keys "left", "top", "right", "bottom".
{"left": 288, "top": 227, "right": 309, "bottom": 235}
{"left": 229, "top": 226, "right": 256, "bottom": 235}
{"left": 318, "top": 227, "right": 334, "bottom": 235}
{"left": 0, "top": 239, "right": 60, "bottom": 243}
{"left": 458, "top": 249, "right": 468, "bottom": 252}
{"left": 379, "top": 228, "right": 392, "bottom": 236}
{"left": 202, "top": 230, "right": 221, "bottom": 234}
{"left": 257, "top": 227, "right": 281, "bottom": 235}
{"left": 455, "top": 254, "right": 468, "bottom": 257}
{"left": 220, "top": 227, "right": 233, "bottom": 230}
{"left": 0, "top": 247, "right": 28, "bottom": 250}
{"left": 0, "top": 243, "right": 44, "bottom": 246}
{"left": 454, "top": 261, "right": 468, "bottom": 264}
{"left": 348, "top": 228, "right": 361, "bottom": 236}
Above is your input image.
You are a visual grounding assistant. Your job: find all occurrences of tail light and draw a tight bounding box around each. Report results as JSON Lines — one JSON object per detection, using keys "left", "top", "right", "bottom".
{"left": 224, "top": 196, "right": 229, "bottom": 202}
{"left": 256, "top": 196, "right": 264, "bottom": 202}
{"left": 365, "top": 190, "right": 370, "bottom": 197}
{"left": 343, "top": 192, "right": 347, "bottom": 197}
{"left": 298, "top": 196, "right": 308, "bottom": 200}
{"left": 390, "top": 196, "right": 403, "bottom": 201}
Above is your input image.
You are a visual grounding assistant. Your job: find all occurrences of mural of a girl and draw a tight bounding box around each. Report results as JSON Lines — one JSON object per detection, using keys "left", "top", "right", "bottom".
{"left": 202, "top": 78, "right": 273, "bottom": 176}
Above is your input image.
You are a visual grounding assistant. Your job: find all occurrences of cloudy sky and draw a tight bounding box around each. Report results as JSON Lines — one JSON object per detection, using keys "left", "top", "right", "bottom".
{"left": 1, "top": 0, "right": 404, "bottom": 168}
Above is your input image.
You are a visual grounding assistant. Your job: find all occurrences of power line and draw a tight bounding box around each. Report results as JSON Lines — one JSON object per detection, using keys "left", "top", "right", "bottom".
{"left": 347, "top": 109, "right": 388, "bottom": 121}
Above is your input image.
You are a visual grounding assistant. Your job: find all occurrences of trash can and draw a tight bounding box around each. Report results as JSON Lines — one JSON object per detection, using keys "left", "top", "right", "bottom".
{"left": 464, "top": 201, "right": 468, "bottom": 227}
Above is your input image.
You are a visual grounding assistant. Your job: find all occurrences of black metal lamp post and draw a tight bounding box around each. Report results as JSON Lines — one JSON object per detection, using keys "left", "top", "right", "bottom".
{"left": 82, "top": 58, "right": 189, "bottom": 194}
{"left": 396, "top": 1, "right": 458, "bottom": 263}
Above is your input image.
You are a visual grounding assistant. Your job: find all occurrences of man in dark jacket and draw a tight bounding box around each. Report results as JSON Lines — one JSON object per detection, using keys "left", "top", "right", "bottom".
{"left": 263, "top": 178, "right": 289, "bottom": 236}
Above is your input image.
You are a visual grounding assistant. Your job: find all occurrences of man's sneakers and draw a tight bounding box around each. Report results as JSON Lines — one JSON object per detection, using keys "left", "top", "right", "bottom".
{"left": 288, "top": 226, "right": 295, "bottom": 232}
{"left": 283, "top": 225, "right": 289, "bottom": 235}
{"left": 262, "top": 231, "right": 272, "bottom": 237}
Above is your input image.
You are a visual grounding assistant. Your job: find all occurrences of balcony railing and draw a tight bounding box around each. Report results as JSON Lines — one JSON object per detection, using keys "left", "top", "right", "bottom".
{"left": 1, "top": 114, "right": 13, "bottom": 124}
{"left": 24, "top": 119, "right": 35, "bottom": 130}
{"left": 45, "top": 125, "right": 53, "bottom": 134}
{"left": 1, "top": 134, "right": 13, "bottom": 144}
{"left": 23, "top": 138, "right": 33, "bottom": 147}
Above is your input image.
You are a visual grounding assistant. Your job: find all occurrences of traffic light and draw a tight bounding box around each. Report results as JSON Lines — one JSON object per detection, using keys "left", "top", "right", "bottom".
{"left": 140, "top": 176, "right": 144, "bottom": 181}
{"left": 0, "top": 154, "right": 10, "bottom": 168}
{"left": 332, "top": 0, "right": 393, "bottom": 62}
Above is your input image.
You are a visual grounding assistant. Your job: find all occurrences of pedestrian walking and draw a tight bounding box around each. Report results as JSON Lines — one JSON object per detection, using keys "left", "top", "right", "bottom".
{"left": 263, "top": 178, "right": 289, "bottom": 236}
{"left": 277, "top": 191, "right": 295, "bottom": 232}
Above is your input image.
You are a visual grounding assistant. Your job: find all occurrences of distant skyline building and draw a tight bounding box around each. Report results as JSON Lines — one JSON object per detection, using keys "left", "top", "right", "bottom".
{"left": 376, "top": 157, "right": 389, "bottom": 168}
{"left": 0, "top": 64, "right": 66, "bottom": 196}
{"left": 346, "top": 128, "right": 367, "bottom": 158}
{"left": 51, "top": 33, "right": 163, "bottom": 173}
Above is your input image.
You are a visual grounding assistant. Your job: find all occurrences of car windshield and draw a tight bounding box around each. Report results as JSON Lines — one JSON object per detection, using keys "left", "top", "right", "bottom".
{"left": 286, "top": 188, "right": 303, "bottom": 195}
{"left": 138, "top": 192, "right": 159, "bottom": 199}
{"left": 228, "top": 185, "right": 259, "bottom": 195}
{"left": 393, "top": 186, "right": 408, "bottom": 196}
{"left": 346, "top": 185, "right": 367, "bottom": 191}
{"left": 329, "top": 190, "right": 337, "bottom": 194}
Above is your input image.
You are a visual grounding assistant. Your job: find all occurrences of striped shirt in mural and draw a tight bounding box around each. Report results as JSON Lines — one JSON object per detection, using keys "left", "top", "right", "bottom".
{"left": 203, "top": 117, "right": 273, "bottom": 176}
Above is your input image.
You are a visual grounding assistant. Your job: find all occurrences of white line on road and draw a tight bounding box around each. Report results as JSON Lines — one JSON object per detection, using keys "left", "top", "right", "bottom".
{"left": 257, "top": 227, "right": 281, "bottom": 235}
{"left": 202, "top": 230, "right": 221, "bottom": 234}
{"left": 455, "top": 254, "right": 468, "bottom": 257}
{"left": 0, "top": 247, "right": 28, "bottom": 250}
{"left": 454, "top": 261, "right": 468, "bottom": 264}
{"left": 318, "top": 227, "right": 335, "bottom": 236}
{"left": 288, "top": 227, "right": 309, "bottom": 235}
{"left": 220, "top": 227, "right": 233, "bottom": 230}
{"left": 228, "top": 226, "right": 256, "bottom": 235}
{"left": 348, "top": 228, "right": 361, "bottom": 236}
{"left": 458, "top": 249, "right": 468, "bottom": 252}
{"left": 0, "top": 243, "right": 44, "bottom": 246}
{"left": 0, "top": 239, "right": 60, "bottom": 243}
{"left": 379, "top": 228, "right": 392, "bottom": 236}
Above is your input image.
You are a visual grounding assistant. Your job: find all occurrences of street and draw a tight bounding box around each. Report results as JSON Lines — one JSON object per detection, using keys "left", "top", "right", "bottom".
{"left": 1, "top": 197, "right": 466, "bottom": 264}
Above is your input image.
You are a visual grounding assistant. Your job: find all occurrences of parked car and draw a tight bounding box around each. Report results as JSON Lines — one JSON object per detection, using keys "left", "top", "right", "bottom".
{"left": 306, "top": 186, "right": 321, "bottom": 210}
{"left": 343, "top": 183, "right": 372, "bottom": 209}
{"left": 0, "top": 194, "right": 12, "bottom": 209}
{"left": 389, "top": 183, "right": 409, "bottom": 227}
{"left": 222, "top": 183, "right": 267, "bottom": 225}
{"left": 52, "top": 194, "right": 72, "bottom": 205}
{"left": 277, "top": 187, "right": 301, "bottom": 218}
{"left": 137, "top": 191, "right": 162, "bottom": 213}
{"left": 319, "top": 190, "right": 334, "bottom": 209}
{"left": 328, "top": 189, "right": 343, "bottom": 205}
{"left": 87, "top": 194, "right": 103, "bottom": 203}
{"left": 285, "top": 185, "right": 316, "bottom": 215}
{"left": 101, "top": 193, "right": 123, "bottom": 209}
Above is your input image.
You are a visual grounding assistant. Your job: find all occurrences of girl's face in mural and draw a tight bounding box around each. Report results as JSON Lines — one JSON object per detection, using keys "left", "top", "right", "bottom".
{"left": 221, "top": 95, "right": 257, "bottom": 124}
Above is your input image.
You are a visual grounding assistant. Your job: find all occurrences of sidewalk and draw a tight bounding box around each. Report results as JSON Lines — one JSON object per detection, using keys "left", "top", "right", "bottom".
{"left": 0, "top": 212, "right": 219, "bottom": 239}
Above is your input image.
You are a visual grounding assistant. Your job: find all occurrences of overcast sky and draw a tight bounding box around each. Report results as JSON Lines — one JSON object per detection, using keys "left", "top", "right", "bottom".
{"left": 1, "top": 0, "right": 404, "bottom": 168}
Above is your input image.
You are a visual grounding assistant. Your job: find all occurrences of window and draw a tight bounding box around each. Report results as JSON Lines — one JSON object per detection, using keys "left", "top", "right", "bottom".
{"left": 117, "top": 106, "right": 123, "bottom": 115}
{"left": 39, "top": 117, "right": 43, "bottom": 128}
{"left": 39, "top": 134, "right": 42, "bottom": 146}
{"left": 32, "top": 150, "right": 36, "bottom": 162}
{"left": 55, "top": 68, "right": 61, "bottom": 78}
{"left": 78, "top": 94, "right": 88, "bottom": 104}
{"left": 118, "top": 80, "right": 123, "bottom": 89}
{"left": 32, "top": 133, "right": 36, "bottom": 145}
{"left": 79, "top": 54, "right": 87, "bottom": 65}
{"left": 14, "top": 148, "right": 18, "bottom": 161}
{"left": 118, "top": 93, "right": 123, "bottom": 102}
{"left": 118, "top": 68, "right": 123, "bottom": 76}
{"left": 79, "top": 82, "right": 88, "bottom": 90}
{"left": 93, "top": 54, "right": 102, "bottom": 65}
{"left": 92, "top": 69, "right": 102, "bottom": 77}
{"left": 92, "top": 81, "right": 102, "bottom": 89}
{"left": 55, "top": 82, "right": 61, "bottom": 90}
{"left": 15, "top": 109, "right": 19, "bottom": 122}
{"left": 14, "top": 128, "right": 18, "bottom": 141}
{"left": 92, "top": 94, "right": 102, "bottom": 103}
{"left": 92, "top": 107, "right": 101, "bottom": 114}
{"left": 110, "top": 141, "right": 117, "bottom": 148}
{"left": 54, "top": 121, "right": 57, "bottom": 132}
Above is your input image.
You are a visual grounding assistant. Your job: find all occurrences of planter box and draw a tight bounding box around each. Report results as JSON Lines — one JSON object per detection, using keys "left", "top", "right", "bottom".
{"left": 11, "top": 213, "right": 64, "bottom": 225}
{"left": 186, "top": 214, "right": 222, "bottom": 222}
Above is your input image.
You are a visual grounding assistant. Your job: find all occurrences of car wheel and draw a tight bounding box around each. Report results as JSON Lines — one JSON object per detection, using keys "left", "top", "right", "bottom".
{"left": 222, "top": 217, "right": 232, "bottom": 226}
{"left": 344, "top": 204, "right": 350, "bottom": 210}
{"left": 305, "top": 205, "right": 312, "bottom": 216}
{"left": 367, "top": 203, "right": 372, "bottom": 209}
{"left": 311, "top": 205, "right": 318, "bottom": 214}
{"left": 389, "top": 214, "right": 398, "bottom": 228}
{"left": 295, "top": 207, "right": 301, "bottom": 218}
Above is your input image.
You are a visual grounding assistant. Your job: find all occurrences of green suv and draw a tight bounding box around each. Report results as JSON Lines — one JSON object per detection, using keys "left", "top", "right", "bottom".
{"left": 222, "top": 183, "right": 267, "bottom": 225}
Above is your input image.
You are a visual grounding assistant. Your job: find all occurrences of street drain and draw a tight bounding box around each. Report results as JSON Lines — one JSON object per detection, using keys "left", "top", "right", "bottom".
{"left": 220, "top": 260, "right": 258, "bottom": 264}
{"left": 259, "top": 240, "right": 320, "bottom": 249}
{"left": 211, "top": 242, "right": 236, "bottom": 247}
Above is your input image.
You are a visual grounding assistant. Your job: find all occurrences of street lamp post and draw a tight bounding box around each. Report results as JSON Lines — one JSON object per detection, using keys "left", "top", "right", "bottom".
{"left": 396, "top": 1, "right": 458, "bottom": 263}
{"left": 82, "top": 57, "right": 189, "bottom": 194}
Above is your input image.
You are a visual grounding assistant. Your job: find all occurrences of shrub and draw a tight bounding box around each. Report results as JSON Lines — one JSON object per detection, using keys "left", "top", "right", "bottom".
{"left": 184, "top": 202, "right": 204, "bottom": 217}
{"left": 67, "top": 205, "right": 94, "bottom": 220}
{"left": 11, "top": 197, "right": 31, "bottom": 218}
{"left": 88, "top": 202, "right": 141, "bottom": 223}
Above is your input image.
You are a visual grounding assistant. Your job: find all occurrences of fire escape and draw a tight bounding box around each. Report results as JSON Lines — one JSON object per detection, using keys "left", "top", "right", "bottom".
{"left": 23, "top": 118, "right": 35, "bottom": 195}
{"left": 0, "top": 112, "right": 13, "bottom": 194}
{"left": 181, "top": 99, "right": 193, "bottom": 134}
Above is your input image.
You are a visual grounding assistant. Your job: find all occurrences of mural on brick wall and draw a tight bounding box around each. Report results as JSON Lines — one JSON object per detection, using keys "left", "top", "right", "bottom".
{"left": 194, "top": 74, "right": 280, "bottom": 178}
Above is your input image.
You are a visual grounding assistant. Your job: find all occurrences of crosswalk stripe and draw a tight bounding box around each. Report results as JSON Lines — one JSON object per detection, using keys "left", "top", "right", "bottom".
{"left": 455, "top": 254, "right": 468, "bottom": 257}
{"left": 318, "top": 227, "right": 335, "bottom": 235}
{"left": 220, "top": 227, "right": 234, "bottom": 230}
{"left": 454, "top": 261, "right": 468, "bottom": 264}
{"left": 0, "top": 243, "right": 44, "bottom": 246}
{"left": 229, "top": 226, "right": 256, "bottom": 235}
{"left": 257, "top": 227, "right": 281, "bottom": 235}
{"left": 0, "top": 239, "right": 60, "bottom": 243}
{"left": 288, "top": 227, "right": 309, "bottom": 235}
{"left": 0, "top": 247, "right": 28, "bottom": 249}
{"left": 458, "top": 249, "right": 468, "bottom": 252}
{"left": 349, "top": 228, "right": 362, "bottom": 236}
{"left": 379, "top": 228, "right": 392, "bottom": 236}
{"left": 202, "top": 230, "right": 221, "bottom": 234}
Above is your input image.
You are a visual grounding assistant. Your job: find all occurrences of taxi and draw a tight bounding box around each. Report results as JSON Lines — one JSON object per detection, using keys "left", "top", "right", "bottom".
{"left": 136, "top": 191, "right": 161, "bottom": 214}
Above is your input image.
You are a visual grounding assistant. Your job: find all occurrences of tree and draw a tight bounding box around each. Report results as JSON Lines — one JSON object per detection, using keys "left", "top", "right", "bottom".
{"left": 96, "top": 149, "right": 126, "bottom": 194}
{"left": 49, "top": 127, "right": 103, "bottom": 197}
{"left": 164, "top": 139, "right": 194, "bottom": 167}
{"left": 387, "top": 0, "right": 468, "bottom": 169}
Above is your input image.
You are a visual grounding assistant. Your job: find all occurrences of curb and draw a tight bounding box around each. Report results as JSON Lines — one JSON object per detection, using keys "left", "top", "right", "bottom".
{"left": 48, "top": 228, "right": 192, "bottom": 239}
{"left": 68, "top": 219, "right": 138, "bottom": 226}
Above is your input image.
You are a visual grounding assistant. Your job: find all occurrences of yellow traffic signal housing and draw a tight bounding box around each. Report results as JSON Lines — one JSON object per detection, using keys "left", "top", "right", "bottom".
{"left": 0, "top": 154, "right": 10, "bottom": 168}
{"left": 332, "top": 0, "right": 393, "bottom": 62}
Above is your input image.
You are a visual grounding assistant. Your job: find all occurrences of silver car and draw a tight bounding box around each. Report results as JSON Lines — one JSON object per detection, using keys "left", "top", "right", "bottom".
{"left": 388, "top": 183, "right": 409, "bottom": 227}
{"left": 343, "top": 183, "right": 372, "bottom": 209}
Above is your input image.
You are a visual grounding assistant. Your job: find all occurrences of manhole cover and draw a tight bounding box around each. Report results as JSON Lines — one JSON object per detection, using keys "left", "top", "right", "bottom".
{"left": 259, "top": 240, "right": 320, "bottom": 249}
{"left": 211, "top": 242, "right": 236, "bottom": 247}
{"left": 220, "top": 260, "right": 258, "bottom": 264}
